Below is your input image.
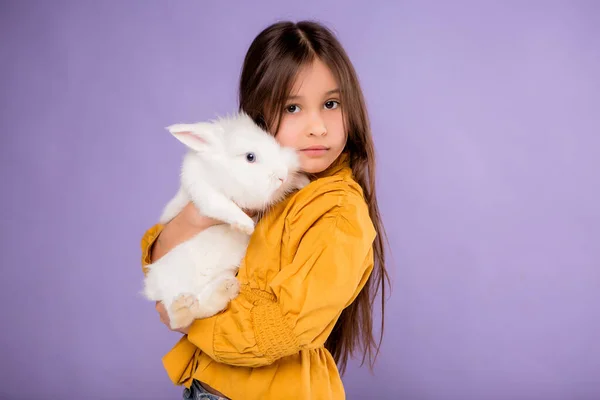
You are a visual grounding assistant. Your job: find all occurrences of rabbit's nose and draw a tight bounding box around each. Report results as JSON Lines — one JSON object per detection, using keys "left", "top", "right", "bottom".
{"left": 275, "top": 169, "right": 288, "bottom": 184}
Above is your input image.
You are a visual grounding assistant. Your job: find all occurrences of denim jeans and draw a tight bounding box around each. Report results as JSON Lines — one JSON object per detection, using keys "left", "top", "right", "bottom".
{"left": 182, "top": 380, "right": 228, "bottom": 400}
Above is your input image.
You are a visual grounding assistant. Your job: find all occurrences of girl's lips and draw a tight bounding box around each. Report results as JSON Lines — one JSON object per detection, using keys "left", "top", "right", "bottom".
{"left": 301, "top": 146, "right": 329, "bottom": 151}
{"left": 301, "top": 147, "right": 329, "bottom": 157}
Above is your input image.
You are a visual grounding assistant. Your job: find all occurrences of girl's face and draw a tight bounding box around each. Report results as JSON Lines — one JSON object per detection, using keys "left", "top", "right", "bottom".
{"left": 275, "top": 59, "right": 347, "bottom": 174}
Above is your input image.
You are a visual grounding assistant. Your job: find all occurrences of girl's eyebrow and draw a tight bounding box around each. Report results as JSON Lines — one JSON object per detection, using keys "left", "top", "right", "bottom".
{"left": 287, "top": 88, "right": 340, "bottom": 100}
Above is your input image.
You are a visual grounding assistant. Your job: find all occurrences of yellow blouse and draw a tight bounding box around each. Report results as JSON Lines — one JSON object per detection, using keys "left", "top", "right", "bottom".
{"left": 140, "top": 155, "right": 376, "bottom": 400}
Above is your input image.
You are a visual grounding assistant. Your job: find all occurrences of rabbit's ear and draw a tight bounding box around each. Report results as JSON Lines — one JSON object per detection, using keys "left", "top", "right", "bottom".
{"left": 166, "top": 123, "right": 219, "bottom": 152}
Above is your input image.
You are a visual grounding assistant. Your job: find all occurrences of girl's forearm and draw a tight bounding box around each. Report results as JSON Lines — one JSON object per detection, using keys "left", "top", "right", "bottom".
{"left": 150, "top": 220, "right": 203, "bottom": 262}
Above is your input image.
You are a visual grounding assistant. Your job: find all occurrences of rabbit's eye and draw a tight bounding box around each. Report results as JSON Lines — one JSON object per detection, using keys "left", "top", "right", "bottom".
{"left": 246, "top": 152, "right": 256, "bottom": 163}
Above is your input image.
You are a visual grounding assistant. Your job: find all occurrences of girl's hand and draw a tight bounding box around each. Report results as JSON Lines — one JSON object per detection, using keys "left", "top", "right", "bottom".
{"left": 155, "top": 301, "right": 190, "bottom": 335}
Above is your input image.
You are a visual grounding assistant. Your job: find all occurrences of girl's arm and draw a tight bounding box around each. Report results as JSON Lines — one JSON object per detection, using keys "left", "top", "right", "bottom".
{"left": 160, "top": 191, "right": 376, "bottom": 368}
{"left": 141, "top": 202, "right": 222, "bottom": 268}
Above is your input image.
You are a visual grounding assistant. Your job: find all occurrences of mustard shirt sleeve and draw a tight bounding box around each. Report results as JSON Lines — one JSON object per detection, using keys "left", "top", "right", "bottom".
{"left": 186, "top": 197, "right": 376, "bottom": 367}
{"left": 140, "top": 223, "right": 164, "bottom": 275}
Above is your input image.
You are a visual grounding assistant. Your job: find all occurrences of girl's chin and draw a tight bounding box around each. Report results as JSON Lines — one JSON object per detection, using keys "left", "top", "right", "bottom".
{"left": 299, "top": 160, "right": 333, "bottom": 175}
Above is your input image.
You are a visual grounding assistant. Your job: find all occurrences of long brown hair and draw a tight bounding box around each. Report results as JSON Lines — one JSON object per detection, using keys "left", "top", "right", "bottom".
{"left": 238, "top": 20, "right": 391, "bottom": 374}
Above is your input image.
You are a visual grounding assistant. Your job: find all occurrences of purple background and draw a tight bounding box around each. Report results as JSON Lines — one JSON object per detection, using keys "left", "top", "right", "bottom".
{"left": 1, "top": 1, "right": 599, "bottom": 399}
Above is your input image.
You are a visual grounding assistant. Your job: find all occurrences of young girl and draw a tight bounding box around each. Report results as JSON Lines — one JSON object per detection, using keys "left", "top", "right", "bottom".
{"left": 141, "top": 20, "right": 390, "bottom": 400}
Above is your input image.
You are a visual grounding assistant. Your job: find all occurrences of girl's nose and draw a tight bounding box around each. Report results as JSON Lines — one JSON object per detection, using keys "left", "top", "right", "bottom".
{"left": 308, "top": 114, "right": 327, "bottom": 136}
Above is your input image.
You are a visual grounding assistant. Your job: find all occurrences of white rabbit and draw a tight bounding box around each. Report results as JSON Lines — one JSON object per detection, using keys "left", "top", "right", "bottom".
{"left": 142, "top": 112, "right": 309, "bottom": 330}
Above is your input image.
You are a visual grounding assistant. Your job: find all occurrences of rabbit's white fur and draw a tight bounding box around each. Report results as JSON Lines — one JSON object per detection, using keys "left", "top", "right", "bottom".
{"left": 142, "top": 112, "right": 309, "bottom": 329}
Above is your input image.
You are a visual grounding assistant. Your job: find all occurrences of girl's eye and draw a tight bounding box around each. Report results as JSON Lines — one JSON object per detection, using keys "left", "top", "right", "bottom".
{"left": 246, "top": 152, "right": 256, "bottom": 163}
{"left": 324, "top": 100, "right": 340, "bottom": 110}
{"left": 285, "top": 104, "right": 300, "bottom": 114}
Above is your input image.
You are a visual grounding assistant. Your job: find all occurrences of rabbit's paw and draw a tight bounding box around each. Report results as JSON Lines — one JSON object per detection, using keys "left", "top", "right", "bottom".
{"left": 231, "top": 219, "right": 254, "bottom": 235}
{"left": 169, "top": 293, "right": 199, "bottom": 330}
{"left": 219, "top": 278, "right": 240, "bottom": 300}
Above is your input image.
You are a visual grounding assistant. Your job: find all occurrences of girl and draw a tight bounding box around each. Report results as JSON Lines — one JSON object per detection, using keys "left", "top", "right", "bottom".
{"left": 141, "top": 20, "right": 390, "bottom": 400}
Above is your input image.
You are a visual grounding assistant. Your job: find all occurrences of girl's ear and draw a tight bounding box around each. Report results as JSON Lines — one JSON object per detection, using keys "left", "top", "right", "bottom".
{"left": 166, "top": 123, "right": 220, "bottom": 152}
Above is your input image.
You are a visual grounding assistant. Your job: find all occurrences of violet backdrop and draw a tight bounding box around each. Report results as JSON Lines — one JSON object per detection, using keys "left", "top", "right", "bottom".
{"left": 1, "top": 1, "right": 599, "bottom": 399}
